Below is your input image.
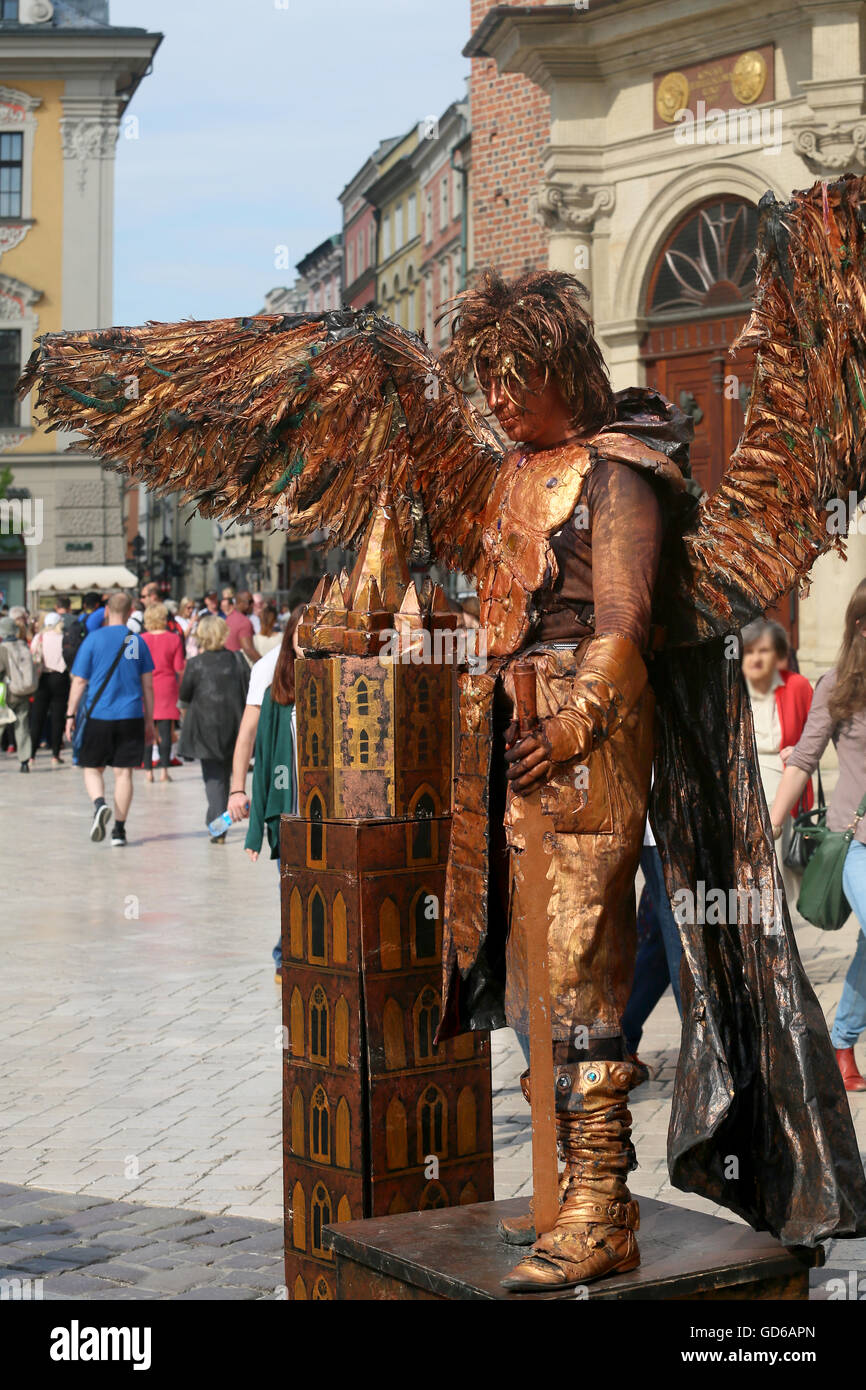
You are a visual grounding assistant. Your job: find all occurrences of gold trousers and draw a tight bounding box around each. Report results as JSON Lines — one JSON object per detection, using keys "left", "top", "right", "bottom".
{"left": 501, "top": 648, "right": 654, "bottom": 1043}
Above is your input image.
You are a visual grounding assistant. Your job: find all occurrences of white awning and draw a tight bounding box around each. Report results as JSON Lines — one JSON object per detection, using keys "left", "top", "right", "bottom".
{"left": 28, "top": 566, "right": 138, "bottom": 593}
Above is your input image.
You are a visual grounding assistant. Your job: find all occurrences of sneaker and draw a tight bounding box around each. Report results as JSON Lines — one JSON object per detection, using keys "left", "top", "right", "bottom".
{"left": 19, "top": 762, "right": 29, "bottom": 773}
{"left": 90, "top": 804, "right": 111, "bottom": 842}
{"left": 111, "top": 824, "right": 127, "bottom": 848}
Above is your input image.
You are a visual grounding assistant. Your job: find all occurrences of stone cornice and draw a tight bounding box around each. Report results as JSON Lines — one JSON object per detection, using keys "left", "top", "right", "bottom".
{"left": 466, "top": 0, "right": 831, "bottom": 91}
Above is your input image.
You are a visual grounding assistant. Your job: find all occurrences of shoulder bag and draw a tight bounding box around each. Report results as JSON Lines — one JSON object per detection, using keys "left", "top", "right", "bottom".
{"left": 796, "top": 787, "right": 866, "bottom": 931}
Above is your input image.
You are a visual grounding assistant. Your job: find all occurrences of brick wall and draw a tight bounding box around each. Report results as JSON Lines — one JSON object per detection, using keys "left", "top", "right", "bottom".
{"left": 469, "top": 0, "right": 550, "bottom": 277}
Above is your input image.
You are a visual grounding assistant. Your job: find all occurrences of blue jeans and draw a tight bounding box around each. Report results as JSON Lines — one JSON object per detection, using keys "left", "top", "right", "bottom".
{"left": 830, "top": 839, "right": 866, "bottom": 1049}
{"left": 622, "top": 845, "right": 684, "bottom": 1053}
{"left": 515, "top": 845, "right": 684, "bottom": 1065}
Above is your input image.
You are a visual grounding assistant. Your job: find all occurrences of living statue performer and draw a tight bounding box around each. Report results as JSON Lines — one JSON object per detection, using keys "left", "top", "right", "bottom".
{"left": 20, "top": 173, "right": 866, "bottom": 1292}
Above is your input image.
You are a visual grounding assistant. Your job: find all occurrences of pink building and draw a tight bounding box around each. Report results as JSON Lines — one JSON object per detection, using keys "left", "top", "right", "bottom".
{"left": 340, "top": 137, "right": 401, "bottom": 310}
{"left": 417, "top": 99, "right": 470, "bottom": 352}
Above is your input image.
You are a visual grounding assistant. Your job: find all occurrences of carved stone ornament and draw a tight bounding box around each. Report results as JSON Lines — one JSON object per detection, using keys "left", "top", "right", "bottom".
{"left": 19, "top": 0, "right": 54, "bottom": 21}
{"left": 60, "top": 118, "right": 120, "bottom": 195}
{"left": 0, "top": 273, "right": 42, "bottom": 320}
{"left": 794, "top": 122, "right": 866, "bottom": 173}
{"left": 0, "top": 224, "right": 31, "bottom": 259}
{"left": 529, "top": 182, "right": 615, "bottom": 233}
{"left": 0, "top": 85, "right": 42, "bottom": 124}
{"left": 0, "top": 428, "right": 29, "bottom": 453}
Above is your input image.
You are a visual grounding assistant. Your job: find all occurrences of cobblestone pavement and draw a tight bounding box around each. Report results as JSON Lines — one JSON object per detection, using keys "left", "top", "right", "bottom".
{"left": 2, "top": 752, "right": 865, "bottom": 1298}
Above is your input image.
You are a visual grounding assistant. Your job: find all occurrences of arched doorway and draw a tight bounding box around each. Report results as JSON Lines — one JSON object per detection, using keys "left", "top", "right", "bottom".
{"left": 641, "top": 197, "right": 797, "bottom": 646}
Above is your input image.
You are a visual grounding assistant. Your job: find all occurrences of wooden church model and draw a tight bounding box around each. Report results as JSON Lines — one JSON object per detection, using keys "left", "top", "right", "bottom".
{"left": 280, "top": 493, "right": 494, "bottom": 1300}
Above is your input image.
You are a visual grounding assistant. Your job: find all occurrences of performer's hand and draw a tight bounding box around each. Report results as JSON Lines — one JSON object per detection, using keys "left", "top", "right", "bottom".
{"left": 505, "top": 729, "right": 553, "bottom": 793}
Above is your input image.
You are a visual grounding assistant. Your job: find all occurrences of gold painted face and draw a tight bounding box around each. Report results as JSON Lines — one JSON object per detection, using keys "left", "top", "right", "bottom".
{"left": 479, "top": 365, "right": 572, "bottom": 446}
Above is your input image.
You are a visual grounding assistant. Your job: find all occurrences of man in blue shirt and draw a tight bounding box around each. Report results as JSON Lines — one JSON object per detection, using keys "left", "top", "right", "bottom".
{"left": 65, "top": 592, "right": 155, "bottom": 847}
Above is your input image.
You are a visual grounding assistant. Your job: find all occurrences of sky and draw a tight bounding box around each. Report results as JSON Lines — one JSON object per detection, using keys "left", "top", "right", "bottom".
{"left": 111, "top": 0, "right": 471, "bottom": 324}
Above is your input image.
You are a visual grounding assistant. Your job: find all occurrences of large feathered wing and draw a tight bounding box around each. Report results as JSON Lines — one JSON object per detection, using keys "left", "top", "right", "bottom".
{"left": 664, "top": 172, "right": 866, "bottom": 644}
{"left": 18, "top": 310, "right": 503, "bottom": 573}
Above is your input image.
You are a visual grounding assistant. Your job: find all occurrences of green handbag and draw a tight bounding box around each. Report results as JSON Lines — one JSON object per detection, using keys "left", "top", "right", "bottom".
{"left": 795, "top": 788, "right": 866, "bottom": 931}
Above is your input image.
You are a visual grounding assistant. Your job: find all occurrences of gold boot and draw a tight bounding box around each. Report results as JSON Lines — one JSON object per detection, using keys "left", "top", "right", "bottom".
{"left": 501, "top": 1060, "right": 641, "bottom": 1292}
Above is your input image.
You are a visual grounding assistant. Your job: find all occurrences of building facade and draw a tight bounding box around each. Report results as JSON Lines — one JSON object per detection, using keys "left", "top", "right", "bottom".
{"left": 0, "top": 0, "right": 160, "bottom": 606}
{"left": 366, "top": 124, "right": 421, "bottom": 331}
{"left": 340, "top": 137, "right": 401, "bottom": 311}
{"left": 468, "top": 0, "right": 549, "bottom": 278}
{"left": 418, "top": 98, "right": 470, "bottom": 351}
{"left": 465, "top": 0, "right": 866, "bottom": 678}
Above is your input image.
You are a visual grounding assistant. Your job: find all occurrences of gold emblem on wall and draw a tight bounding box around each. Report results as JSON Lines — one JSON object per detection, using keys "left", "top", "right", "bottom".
{"left": 731, "top": 50, "right": 767, "bottom": 105}
{"left": 656, "top": 71, "right": 690, "bottom": 124}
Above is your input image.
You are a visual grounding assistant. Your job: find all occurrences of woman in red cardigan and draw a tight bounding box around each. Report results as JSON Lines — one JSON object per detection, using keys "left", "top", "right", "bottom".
{"left": 741, "top": 619, "right": 813, "bottom": 901}
{"left": 141, "top": 603, "right": 185, "bottom": 783}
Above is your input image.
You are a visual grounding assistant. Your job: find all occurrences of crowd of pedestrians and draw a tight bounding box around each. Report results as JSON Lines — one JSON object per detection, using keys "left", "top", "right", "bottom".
{"left": 3, "top": 575, "right": 866, "bottom": 1092}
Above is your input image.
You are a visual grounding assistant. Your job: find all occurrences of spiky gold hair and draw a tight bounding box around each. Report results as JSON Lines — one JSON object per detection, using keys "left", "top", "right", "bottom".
{"left": 437, "top": 268, "right": 615, "bottom": 433}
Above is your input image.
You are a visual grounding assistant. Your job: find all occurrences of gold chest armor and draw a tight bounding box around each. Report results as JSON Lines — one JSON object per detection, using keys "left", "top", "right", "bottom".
{"left": 475, "top": 442, "right": 592, "bottom": 658}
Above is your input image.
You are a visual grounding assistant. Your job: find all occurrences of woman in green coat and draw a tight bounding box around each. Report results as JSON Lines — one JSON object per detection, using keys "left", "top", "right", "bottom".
{"left": 244, "top": 608, "right": 301, "bottom": 979}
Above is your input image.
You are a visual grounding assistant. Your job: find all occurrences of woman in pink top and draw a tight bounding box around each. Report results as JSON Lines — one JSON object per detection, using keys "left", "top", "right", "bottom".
{"left": 142, "top": 603, "right": 184, "bottom": 782}
{"left": 29, "top": 611, "right": 69, "bottom": 765}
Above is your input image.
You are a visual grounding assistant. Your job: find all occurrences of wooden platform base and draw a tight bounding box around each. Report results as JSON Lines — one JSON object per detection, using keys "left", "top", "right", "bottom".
{"left": 325, "top": 1196, "right": 821, "bottom": 1300}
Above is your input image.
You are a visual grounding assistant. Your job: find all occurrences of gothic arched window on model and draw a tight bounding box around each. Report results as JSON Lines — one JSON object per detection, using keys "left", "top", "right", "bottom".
{"left": 355, "top": 678, "right": 369, "bottom": 716}
{"left": 292, "top": 1181, "right": 305, "bottom": 1250}
{"left": 358, "top": 728, "right": 369, "bottom": 765}
{"left": 290, "top": 987, "right": 304, "bottom": 1058}
{"left": 309, "top": 679, "right": 318, "bottom": 717}
{"left": 383, "top": 997, "right": 407, "bottom": 1070}
{"left": 411, "top": 887, "right": 438, "bottom": 962}
{"left": 311, "top": 731, "right": 320, "bottom": 767}
{"left": 311, "top": 1183, "right": 333, "bottom": 1260}
{"left": 307, "top": 791, "right": 325, "bottom": 865}
{"left": 309, "top": 986, "right": 329, "bottom": 1063}
{"left": 378, "top": 897, "right": 401, "bottom": 971}
{"left": 410, "top": 787, "right": 437, "bottom": 862}
{"left": 334, "top": 995, "right": 349, "bottom": 1066}
{"left": 413, "top": 986, "right": 441, "bottom": 1064}
{"left": 310, "top": 1086, "right": 330, "bottom": 1163}
{"left": 335, "top": 1098, "right": 351, "bottom": 1168}
{"left": 417, "top": 1084, "right": 447, "bottom": 1161}
{"left": 309, "top": 888, "right": 326, "bottom": 962}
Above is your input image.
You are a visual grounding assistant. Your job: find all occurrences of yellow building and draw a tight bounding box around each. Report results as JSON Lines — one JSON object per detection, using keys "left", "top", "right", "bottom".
{"left": 367, "top": 123, "right": 421, "bottom": 333}
{"left": 0, "top": 1, "right": 160, "bottom": 608}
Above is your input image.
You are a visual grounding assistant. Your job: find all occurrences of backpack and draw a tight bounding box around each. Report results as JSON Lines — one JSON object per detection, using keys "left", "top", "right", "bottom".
{"left": 61, "top": 613, "right": 89, "bottom": 670}
{"left": 3, "top": 640, "right": 39, "bottom": 697}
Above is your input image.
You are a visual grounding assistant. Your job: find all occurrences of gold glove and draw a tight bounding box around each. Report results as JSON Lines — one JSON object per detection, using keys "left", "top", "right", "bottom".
{"left": 540, "top": 633, "right": 648, "bottom": 765}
